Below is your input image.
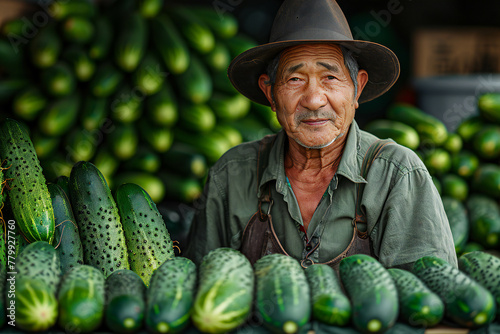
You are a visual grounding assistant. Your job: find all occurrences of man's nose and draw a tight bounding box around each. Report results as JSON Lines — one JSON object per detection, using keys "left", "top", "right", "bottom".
{"left": 300, "top": 79, "right": 327, "bottom": 111}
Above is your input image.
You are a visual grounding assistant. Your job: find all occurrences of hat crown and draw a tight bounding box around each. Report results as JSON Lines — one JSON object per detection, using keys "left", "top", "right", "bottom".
{"left": 269, "top": 0, "right": 353, "bottom": 43}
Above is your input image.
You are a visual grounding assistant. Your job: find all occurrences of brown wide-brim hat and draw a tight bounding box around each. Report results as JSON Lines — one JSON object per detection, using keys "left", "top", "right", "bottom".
{"left": 227, "top": 0, "right": 400, "bottom": 106}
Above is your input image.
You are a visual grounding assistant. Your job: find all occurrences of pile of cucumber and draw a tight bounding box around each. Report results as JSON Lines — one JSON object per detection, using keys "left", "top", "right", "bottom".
{"left": 0, "top": 0, "right": 281, "bottom": 205}
{"left": 364, "top": 95, "right": 500, "bottom": 257}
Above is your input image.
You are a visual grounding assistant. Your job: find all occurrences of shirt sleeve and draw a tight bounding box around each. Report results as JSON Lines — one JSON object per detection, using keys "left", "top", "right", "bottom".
{"left": 370, "top": 166, "right": 458, "bottom": 269}
{"left": 184, "top": 170, "right": 228, "bottom": 266}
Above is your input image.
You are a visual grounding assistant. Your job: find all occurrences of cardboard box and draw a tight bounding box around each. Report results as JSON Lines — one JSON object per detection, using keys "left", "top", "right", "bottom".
{"left": 413, "top": 27, "right": 500, "bottom": 78}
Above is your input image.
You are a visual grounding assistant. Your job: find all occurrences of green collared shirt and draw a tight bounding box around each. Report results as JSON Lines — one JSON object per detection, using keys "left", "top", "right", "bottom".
{"left": 185, "top": 120, "right": 458, "bottom": 269}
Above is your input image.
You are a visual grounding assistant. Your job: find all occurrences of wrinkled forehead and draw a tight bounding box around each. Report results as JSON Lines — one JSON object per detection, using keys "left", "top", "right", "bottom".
{"left": 277, "top": 43, "right": 347, "bottom": 74}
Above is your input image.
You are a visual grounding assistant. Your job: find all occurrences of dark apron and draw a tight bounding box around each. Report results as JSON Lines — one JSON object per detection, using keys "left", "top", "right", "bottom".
{"left": 240, "top": 134, "right": 393, "bottom": 270}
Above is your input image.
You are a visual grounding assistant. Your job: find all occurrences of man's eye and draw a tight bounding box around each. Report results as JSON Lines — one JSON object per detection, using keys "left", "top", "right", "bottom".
{"left": 327, "top": 76, "right": 337, "bottom": 80}
{"left": 289, "top": 77, "right": 300, "bottom": 82}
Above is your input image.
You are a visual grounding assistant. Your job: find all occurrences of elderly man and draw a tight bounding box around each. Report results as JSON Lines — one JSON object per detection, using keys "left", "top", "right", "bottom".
{"left": 185, "top": 0, "right": 457, "bottom": 270}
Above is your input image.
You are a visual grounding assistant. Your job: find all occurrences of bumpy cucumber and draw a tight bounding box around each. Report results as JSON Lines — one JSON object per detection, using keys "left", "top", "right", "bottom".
{"left": 146, "top": 256, "right": 197, "bottom": 334}
{"left": 304, "top": 264, "right": 351, "bottom": 327}
{"left": 192, "top": 248, "right": 254, "bottom": 334}
{"left": 254, "top": 254, "right": 310, "bottom": 334}
{"left": 0, "top": 118, "right": 55, "bottom": 243}
{"left": 105, "top": 269, "right": 146, "bottom": 334}
{"left": 339, "top": 254, "right": 398, "bottom": 334}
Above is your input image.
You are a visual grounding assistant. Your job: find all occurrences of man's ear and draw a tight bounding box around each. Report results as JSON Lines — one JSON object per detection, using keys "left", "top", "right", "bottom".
{"left": 258, "top": 74, "right": 275, "bottom": 111}
{"left": 354, "top": 69, "right": 369, "bottom": 109}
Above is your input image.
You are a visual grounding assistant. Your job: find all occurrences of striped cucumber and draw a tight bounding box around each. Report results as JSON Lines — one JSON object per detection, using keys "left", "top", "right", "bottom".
{"left": 115, "top": 183, "right": 175, "bottom": 286}
{"left": 47, "top": 183, "right": 84, "bottom": 274}
{"left": 0, "top": 118, "right": 55, "bottom": 243}
{"left": 412, "top": 255, "right": 496, "bottom": 328}
{"left": 254, "top": 254, "right": 310, "bottom": 334}
{"left": 458, "top": 251, "right": 500, "bottom": 317}
{"left": 387, "top": 268, "right": 444, "bottom": 327}
{"left": 304, "top": 264, "right": 351, "bottom": 327}
{"left": 69, "top": 161, "right": 130, "bottom": 278}
{"left": 58, "top": 264, "right": 106, "bottom": 333}
{"left": 192, "top": 248, "right": 254, "bottom": 334}
{"left": 105, "top": 269, "right": 146, "bottom": 334}
{"left": 339, "top": 254, "right": 398, "bottom": 334}
{"left": 146, "top": 257, "right": 197, "bottom": 334}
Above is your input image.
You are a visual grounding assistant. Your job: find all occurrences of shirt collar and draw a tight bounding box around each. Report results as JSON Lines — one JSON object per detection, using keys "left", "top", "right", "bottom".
{"left": 257, "top": 120, "right": 366, "bottom": 198}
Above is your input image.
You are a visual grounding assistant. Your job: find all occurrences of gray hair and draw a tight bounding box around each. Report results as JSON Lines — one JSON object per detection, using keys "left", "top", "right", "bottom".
{"left": 265, "top": 45, "right": 360, "bottom": 101}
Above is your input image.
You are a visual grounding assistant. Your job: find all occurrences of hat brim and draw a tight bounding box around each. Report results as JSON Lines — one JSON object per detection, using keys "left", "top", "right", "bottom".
{"left": 227, "top": 40, "right": 400, "bottom": 106}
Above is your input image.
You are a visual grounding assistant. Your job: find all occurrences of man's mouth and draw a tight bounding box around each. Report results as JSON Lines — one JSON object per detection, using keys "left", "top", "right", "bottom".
{"left": 302, "top": 119, "right": 329, "bottom": 126}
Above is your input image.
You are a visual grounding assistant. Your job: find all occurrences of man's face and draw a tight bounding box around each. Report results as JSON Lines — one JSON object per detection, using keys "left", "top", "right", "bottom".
{"left": 259, "top": 44, "right": 368, "bottom": 149}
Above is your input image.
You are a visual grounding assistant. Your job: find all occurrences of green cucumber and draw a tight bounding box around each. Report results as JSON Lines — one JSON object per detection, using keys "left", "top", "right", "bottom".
{"left": 108, "top": 123, "right": 139, "bottom": 160}
{"left": 441, "top": 196, "right": 469, "bottom": 254}
{"left": 478, "top": 92, "right": 500, "bottom": 124}
{"left": 64, "top": 129, "right": 98, "bottom": 163}
{"left": 458, "top": 251, "right": 500, "bottom": 317}
{"left": 29, "top": 23, "right": 61, "bottom": 68}
{"left": 471, "top": 164, "right": 500, "bottom": 198}
{"left": 49, "top": 0, "right": 96, "bottom": 20}
{"left": 89, "top": 62, "right": 124, "bottom": 97}
{"left": 158, "top": 172, "right": 202, "bottom": 203}
{"left": 105, "top": 269, "right": 146, "bottom": 333}
{"left": 339, "top": 254, "right": 398, "bottom": 334}
{"left": 227, "top": 116, "right": 275, "bottom": 143}
{"left": 173, "top": 129, "right": 232, "bottom": 164}
{"left": 254, "top": 254, "right": 310, "bottom": 334}
{"left": 170, "top": 6, "right": 215, "bottom": 54}
{"left": 40, "top": 153, "right": 73, "bottom": 181}
{"left": 0, "top": 78, "right": 28, "bottom": 103}
{"left": 133, "top": 52, "right": 167, "bottom": 96}
{"left": 92, "top": 147, "right": 119, "bottom": 188}
{"left": 41, "top": 61, "right": 76, "bottom": 97}
{"left": 47, "top": 183, "right": 84, "bottom": 274}
{"left": 304, "top": 264, "right": 351, "bottom": 327}
{"left": 251, "top": 101, "right": 282, "bottom": 132}
{"left": 61, "top": 15, "right": 95, "bottom": 44}
{"left": 422, "top": 148, "right": 451, "bottom": 176}
{"left": 364, "top": 119, "right": 420, "bottom": 150}
{"left": 461, "top": 242, "right": 485, "bottom": 255}
{"left": 386, "top": 103, "right": 448, "bottom": 146}
{"left": 81, "top": 96, "right": 109, "bottom": 131}
{"left": 226, "top": 33, "right": 258, "bottom": 59}
{"left": 0, "top": 38, "right": 24, "bottom": 76}
{"left": 12, "top": 86, "right": 47, "bottom": 121}
{"left": 146, "top": 256, "right": 197, "bottom": 334}
{"left": 208, "top": 93, "right": 251, "bottom": 121}
{"left": 54, "top": 175, "right": 70, "bottom": 196}
{"left": 456, "top": 116, "right": 484, "bottom": 144}
{"left": 38, "top": 93, "right": 81, "bottom": 136}
{"left": 139, "top": 120, "right": 173, "bottom": 153}
{"left": 32, "top": 130, "right": 60, "bottom": 160}
{"left": 110, "top": 84, "right": 143, "bottom": 124}
{"left": 440, "top": 173, "right": 468, "bottom": 202}
{"left": 115, "top": 183, "right": 174, "bottom": 286}
{"left": 69, "top": 161, "right": 130, "bottom": 277}
{"left": 122, "top": 146, "right": 161, "bottom": 173}
{"left": 442, "top": 133, "right": 463, "bottom": 155}
{"left": 212, "top": 68, "right": 238, "bottom": 95}
{"left": 113, "top": 172, "right": 165, "bottom": 204}
{"left": 0, "top": 118, "right": 55, "bottom": 243}
{"left": 188, "top": 6, "right": 238, "bottom": 39}
{"left": 178, "top": 103, "right": 216, "bottom": 133}
{"left": 62, "top": 45, "right": 96, "bottom": 81}
{"left": 161, "top": 142, "right": 207, "bottom": 179}
{"left": 138, "top": 0, "right": 164, "bottom": 18}
{"left": 387, "top": 268, "right": 443, "bottom": 327}
{"left": 175, "top": 55, "right": 212, "bottom": 104}
{"left": 57, "top": 264, "right": 106, "bottom": 333}
{"left": 192, "top": 248, "right": 254, "bottom": 334}
{"left": 145, "top": 83, "right": 178, "bottom": 127}
{"left": 212, "top": 124, "right": 243, "bottom": 148}
{"left": 114, "top": 13, "right": 148, "bottom": 72}
{"left": 450, "top": 150, "right": 479, "bottom": 179}
{"left": 151, "top": 14, "right": 190, "bottom": 75}
{"left": 472, "top": 125, "right": 500, "bottom": 160}
{"left": 466, "top": 194, "right": 500, "bottom": 249}
{"left": 412, "top": 255, "right": 496, "bottom": 328}
{"left": 89, "top": 15, "right": 113, "bottom": 60}
{"left": 203, "top": 41, "right": 231, "bottom": 73}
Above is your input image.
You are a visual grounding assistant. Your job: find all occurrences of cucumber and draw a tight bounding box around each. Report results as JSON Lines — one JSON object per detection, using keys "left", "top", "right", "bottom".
{"left": 387, "top": 268, "right": 444, "bottom": 327}
{"left": 192, "top": 248, "right": 254, "bottom": 334}
{"left": 138, "top": 0, "right": 164, "bottom": 18}
{"left": 364, "top": 119, "right": 420, "bottom": 150}
{"left": 40, "top": 153, "right": 73, "bottom": 181}
{"left": 122, "top": 146, "right": 161, "bottom": 173}
{"left": 422, "top": 148, "right": 451, "bottom": 176}
{"left": 212, "top": 124, "right": 243, "bottom": 149}
{"left": 471, "top": 164, "right": 500, "bottom": 198}
{"left": 208, "top": 93, "right": 251, "bottom": 121}
{"left": 472, "top": 125, "right": 500, "bottom": 160}
{"left": 61, "top": 15, "right": 95, "bottom": 44}
{"left": 107, "top": 123, "right": 139, "bottom": 160}
{"left": 38, "top": 93, "right": 81, "bottom": 136}
{"left": 442, "top": 132, "right": 463, "bottom": 155}
{"left": 478, "top": 92, "right": 500, "bottom": 124}
{"left": 92, "top": 147, "right": 119, "bottom": 188}
{"left": 203, "top": 41, "right": 231, "bottom": 72}
{"left": 12, "top": 86, "right": 47, "bottom": 121}
{"left": 69, "top": 161, "right": 130, "bottom": 278}
{"left": 114, "top": 13, "right": 148, "bottom": 72}
{"left": 170, "top": 6, "right": 215, "bottom": 54}
{"left": 0, "top": 38, "right": 24, "bottom": 76}
{"left": 81, "top": 96, "right": 109, "bottom": 131}
{"left": 461, "top": 242, "right": 485, "bottom": 255}
{"left": 58, "top": 264, "right": 106, "bottom": 333}
{"left": 146, "top": 256, "right": 197, "bottom": 334}
{"left": 89, "top": 62, "right": 124, "bottom": 97}
{"left": 412, "top": 255, "right": 496, "bottom": 328}
{"left": 304, "top": 264, "right": 351, "bottom": 327}
{"left": 175, "top": 55, "right": 213, "bottom": 104}
{"left": 441, "top": 196, "right": 469, "bottom": 254}
{"left": 458, "top": 251, "right": 500, "bottom": 317}
{"left": 105, "top": 269, "right": 146, "bottom": 333}
{"left": 339, "top": 254, "right": 398, "bottom": 334}
{"left": 139, "top": 120, "right": 173, "bottom": 153}
{"left": 465, "top": 194, "right": 500, "bottom": 248}
{"left": 227, "top": 116, "right": 275, "bottom": 143}
{"left": 110, "top": 84, "right": 143, "bottom": 124}
{"left": 254, "top": 254, "right": 310, "bottom": 334}
{"left": 145, "top": 83, "right": 178, "bottom": 127}
{"left": 226, "top": 33, "right": 258, "bottom": 59}
{"left": 49, "top": 0, "right": 96, "bottom": 20}
{"left": 54, "top": 175, "right": 70, "bottom": 196}
{"left": 1, "top": 17, "right": 25, "bottom": 37}
{"left": 173, "top": 129, "right": 232, "bottom": 164}
{"left": 0, "top": 118, "right": 55, "bottom": 243}
{"left": 113, "top": 172, "right": 165, "bottom": 204}
{"left": 29, "top": 22, "right": 61, "bottom": 68}
{"left": 178, "top": 103, "right": 216, "bottom": 133}
{"left": 161, "top": 142, "right": 207, "bottom": 179}
{"left": 151, "top": 14, "right": 190, "bottom": 75}
{"left": 47, "top": 183, "right": 84, "bottom": 274}
{"left": 115, "top": 183, "right": 175, "bottom": 286}
{"left": 450, "top": 150, "right": 479, "bottom": 179}
{"left": 64, "top": 129, "right": 98, "bottom": 162}
{"left": 212, "top": 68, "right": 239, "bottom": 95}
{"left": 251, "top": 101, "right": 282, "bottom": 132}
{"left": 386, "top": 103, "right": 448, "bottom": 146}
{"left": 0, "top": 78, "right": 28, "bottom": 103}
{"left": 15, "top": 241, "right": 61, "bottom": 294}
{"left": 89, "top": 15, "right": 113, "bottom": 60}
{"left": 188, "top": 6, "right": 238, "bottom": 39}
{"left": 32, "top": 130, "right": 60, "bottom": 160}
{"left": 456, "top": 116, "right": 484, "bottom": 144}
{"left": 40, "top": 61, "right": 77, "bottom": 97}
{"left": 133, "top": 52, "right": 166, "bottom": 96}
{"left": 62, "top": 45, "right": 96, "bottom": 81}
{"left": 466, "top": 194, "right": 500, "bottom": 223}
{"left": 158, "top": 172, "right": 202, "bottom": 203}
{"left": 440, "top": 173, "right": 468, "bottom": 202}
